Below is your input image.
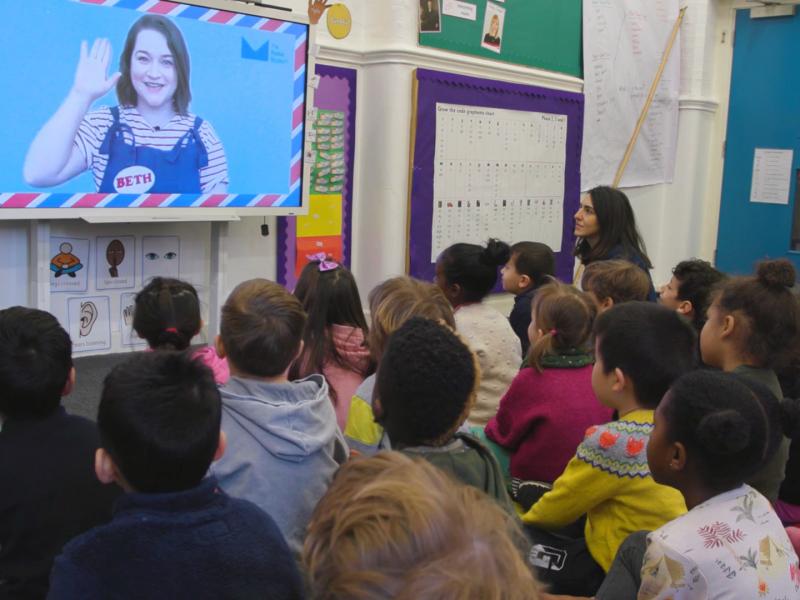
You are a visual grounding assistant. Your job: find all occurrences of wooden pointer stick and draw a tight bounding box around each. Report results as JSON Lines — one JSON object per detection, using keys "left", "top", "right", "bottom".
{"left": 612, "top": 6, "right": 687, "bottom": 188}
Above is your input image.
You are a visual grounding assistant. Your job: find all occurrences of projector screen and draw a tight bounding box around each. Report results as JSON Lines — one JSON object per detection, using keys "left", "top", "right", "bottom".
{"left": 0, "top": 0, "right": 310, "bottom": 217}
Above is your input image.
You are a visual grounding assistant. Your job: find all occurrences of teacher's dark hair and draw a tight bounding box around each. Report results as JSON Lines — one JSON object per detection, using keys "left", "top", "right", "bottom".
{"left": 117, "top": 15, "right": 192, "bottom": 115}
{"left": 574, "top": 186, "right": 652, "bottom": 269}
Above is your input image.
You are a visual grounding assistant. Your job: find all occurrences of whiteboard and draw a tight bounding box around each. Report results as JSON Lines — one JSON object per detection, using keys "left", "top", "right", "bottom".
{"left": 0, "top": 0, "right": 313, "bottom": 220}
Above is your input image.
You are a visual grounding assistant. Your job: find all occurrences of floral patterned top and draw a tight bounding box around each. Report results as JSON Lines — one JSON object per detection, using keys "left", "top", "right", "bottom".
{"left": 639, "top": 485, "right": 800, "bottom": 599}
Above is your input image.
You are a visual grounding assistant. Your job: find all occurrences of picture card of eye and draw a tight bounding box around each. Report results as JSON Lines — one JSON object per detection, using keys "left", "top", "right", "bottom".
{"left": 430, "top": 103, "right": 567, "bottom": 261}
{"left": 310, "top": 110, "right": 346, "bottom": 195}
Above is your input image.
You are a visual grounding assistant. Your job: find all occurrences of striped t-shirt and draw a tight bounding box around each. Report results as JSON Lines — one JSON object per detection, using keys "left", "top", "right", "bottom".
{"left": 74, "top": 106, "right": 228, "bottom": 193}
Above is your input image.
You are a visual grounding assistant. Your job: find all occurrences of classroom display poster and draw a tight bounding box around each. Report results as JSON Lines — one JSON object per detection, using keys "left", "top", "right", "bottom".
{"left": 120, "top": 292, "right": 146, "bottom": 347}
{"left": 430, "top": 103, "right": 566, "bottom": 261}
{"left": 278, "top": 65, "right": 356, "bottom": 289}
{"left": 142, "top": 236, "right": 180, "bottom": 282}
{"left": 50, "top": 237, "right": 90, "bottom": 293}
{"left": 67, "top": 296, "right": 112, "bottom": 353}
{"left": 581, "top": 0, "right": 680, "bottom": 190}
{"left": 0, "top": 0, "right": 308, "bottom": 210}
{"left": 96, "top": 236, "right": 135, "bottom": 290}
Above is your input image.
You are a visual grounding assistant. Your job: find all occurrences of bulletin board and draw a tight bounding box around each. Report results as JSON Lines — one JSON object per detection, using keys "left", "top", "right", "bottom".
{"left": 277, "top": 64, "right": 357, "bottom": 288}
{"left": 418, "top": 0, "right": 582, "bottom": 78}
{"left": 408, "top": 68, "right": 584, "bottom": 283}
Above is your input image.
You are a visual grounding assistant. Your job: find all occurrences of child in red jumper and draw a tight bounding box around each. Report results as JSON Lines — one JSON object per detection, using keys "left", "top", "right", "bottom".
{"left": 485, "top": 282, "right": 612, "bottom": 483}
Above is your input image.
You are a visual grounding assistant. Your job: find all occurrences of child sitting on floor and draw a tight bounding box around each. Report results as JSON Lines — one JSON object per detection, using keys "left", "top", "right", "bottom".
{"left": 133, "top": 277, "right": 229, "bottom": 384}
{"left": 485, "top": 281, "right": 612, "bottom": 485}
{"left": 501, "top": 241, "right": 555, "bottom": 356}
{"left": 48, "top": 352, "right": 303, "bottom": 599}
{"left": 210, "top": 278, "right": 348, "bottom": 555}
{"left": 581, "top": 259, "right": 651, "bottom": 313}
{"left": 520, "top": 302, "right": 695, "bottom": 596}
{"left": 436, "top": 239, "right": 522, "bottom": 426}
{"left": 303, "top": 452, "right": 542, "bottom": 600}
{"left": 0, "top": 307, "right": 119, "bottom": 599}
{"left": 344, "top": 276, "right": 455, "bottom": 455}
{"left": 291, "top": 256, "right": 372, "bottom": 430}
{"left": 374, "top": 317, "right": 512, "bottom": 510}
{"left": 700, "top": 259, "right": 800, "bottom": 503}
{"left": 638, "top": 371, "right": 799, "bottom": 599}
{"left": 658, "top": 258, "right": 726, "bottom": 333}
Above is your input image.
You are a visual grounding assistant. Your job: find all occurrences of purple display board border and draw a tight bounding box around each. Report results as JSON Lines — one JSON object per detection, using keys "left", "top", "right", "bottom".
{"left": 409, "top": 68, "right": 584, "bottom": 284}
{"left": 277, "top": 64, "right": 357, "bottom": 288}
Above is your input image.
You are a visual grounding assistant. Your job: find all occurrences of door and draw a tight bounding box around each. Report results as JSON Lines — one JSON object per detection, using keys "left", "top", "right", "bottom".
{"left": 716, "top": 9, "right": 800, "bottom": 274}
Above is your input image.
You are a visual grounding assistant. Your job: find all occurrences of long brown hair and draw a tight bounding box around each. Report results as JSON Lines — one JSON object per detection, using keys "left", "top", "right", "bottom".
{"left": 291, "top": 260, "right": 372, "bottom": 397}
{"left": 528, "top": 282, "right": 596, "bottom": 372}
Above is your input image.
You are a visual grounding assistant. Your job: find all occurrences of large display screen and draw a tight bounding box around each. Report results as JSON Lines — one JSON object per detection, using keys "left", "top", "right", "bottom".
{"left": 0, "top": 0, "right": 308, "bottom": 211}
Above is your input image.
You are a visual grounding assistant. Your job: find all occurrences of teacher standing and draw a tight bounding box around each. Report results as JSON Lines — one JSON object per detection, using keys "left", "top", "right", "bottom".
{"left": 573, "top": 186, "right": 657, "bottom": 301}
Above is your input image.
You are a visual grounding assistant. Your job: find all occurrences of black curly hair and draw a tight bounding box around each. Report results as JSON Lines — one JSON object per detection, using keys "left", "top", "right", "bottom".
{"left": 664, "top": 371, "right": 773, "bottom": 490}
{"left": 375, "top": 317, "right": 477, "bottom": 447}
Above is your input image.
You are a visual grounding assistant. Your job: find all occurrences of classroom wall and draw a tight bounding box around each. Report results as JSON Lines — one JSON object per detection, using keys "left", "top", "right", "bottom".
{"left": 1, "top": 0, "right": 748, "bottom": 348}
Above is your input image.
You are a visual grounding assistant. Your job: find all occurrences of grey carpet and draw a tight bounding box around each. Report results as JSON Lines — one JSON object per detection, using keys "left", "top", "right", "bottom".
{"left": 64, "top": 352, "right": 137, "bottom": 421}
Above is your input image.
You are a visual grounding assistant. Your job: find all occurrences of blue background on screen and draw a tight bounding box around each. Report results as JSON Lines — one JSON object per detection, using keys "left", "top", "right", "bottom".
{"left": 1, "top": 0, "right": 304, "bottom": 196}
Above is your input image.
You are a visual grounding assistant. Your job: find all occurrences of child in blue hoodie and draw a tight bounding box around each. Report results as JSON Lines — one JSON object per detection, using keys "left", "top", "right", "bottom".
{"left": 210, "top": 278, "right": 348, "bottom": 555}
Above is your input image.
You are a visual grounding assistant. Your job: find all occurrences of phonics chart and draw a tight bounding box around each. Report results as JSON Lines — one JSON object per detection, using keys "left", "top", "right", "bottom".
{"left": 430, "top": 103, "right": 567, "bottom": 260}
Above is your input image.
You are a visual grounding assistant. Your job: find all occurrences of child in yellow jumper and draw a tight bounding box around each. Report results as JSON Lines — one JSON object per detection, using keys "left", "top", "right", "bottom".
{"left": 520, "top": 302, "right": 695, "bottom": 596}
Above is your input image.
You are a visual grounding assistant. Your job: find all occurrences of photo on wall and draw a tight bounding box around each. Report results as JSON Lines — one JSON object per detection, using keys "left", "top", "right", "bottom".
{"left": 67, "top": 295, "right": 111, "bottom": 353}
{"left": 481, "top": 2, "right": 505, "bottom": 53}
{"left": 420, "top": 0, "right": 442, "bottom": 33}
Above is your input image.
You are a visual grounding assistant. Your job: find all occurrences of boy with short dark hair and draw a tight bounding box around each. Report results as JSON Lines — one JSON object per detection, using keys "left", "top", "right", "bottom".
{"left": 0, "top": 307, "right": 119, "bottom": 599}
{"left": 519, "top": 302, "right": 696, "bottom": 596}
{"left": 211, "top": 278, "right": 347, "bottom": 555}
{"left": 48, "top": 351, "right": 303, "bottom": 599}
{"left": 374, "top": 317, "right": 512, "bottom": 511}
{"left": 659, "top": 258, "right": 726, "bottom": 332}
{"left": 501, "top": 241, "right": 555, "bottom": 355}
{"left": 581, "top": 259, "right": 651, "bottom": 312}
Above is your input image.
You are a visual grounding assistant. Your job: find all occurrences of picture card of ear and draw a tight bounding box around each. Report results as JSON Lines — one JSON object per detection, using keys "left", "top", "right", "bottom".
{"left": 67, "top": 296, "right": 111, "bottom": 353}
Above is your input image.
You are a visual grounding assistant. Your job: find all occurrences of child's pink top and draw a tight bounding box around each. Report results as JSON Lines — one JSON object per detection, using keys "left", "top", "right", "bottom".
{"left": 485, "top": 365, "right": 612, "bottom": 483}
{"left": 324, "top": 324, "right": 371, "bottom": 430}
{"left": 192, "top": 345, "right": 230, "bottom": 385}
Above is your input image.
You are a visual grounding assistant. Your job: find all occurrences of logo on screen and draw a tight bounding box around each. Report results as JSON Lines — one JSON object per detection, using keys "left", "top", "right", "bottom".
{"left": 114, "top": 166, "right": 156, "bottom": 194}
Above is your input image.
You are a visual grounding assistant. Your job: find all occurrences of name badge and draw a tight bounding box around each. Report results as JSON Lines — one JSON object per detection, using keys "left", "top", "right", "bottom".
{"left": 113, "top": 166, "right": 156, "bottom": 193}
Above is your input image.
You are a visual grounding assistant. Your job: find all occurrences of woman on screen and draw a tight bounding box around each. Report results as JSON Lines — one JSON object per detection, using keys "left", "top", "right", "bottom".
{"left": 23, "top": 15, "right": 228, "bottom": 194}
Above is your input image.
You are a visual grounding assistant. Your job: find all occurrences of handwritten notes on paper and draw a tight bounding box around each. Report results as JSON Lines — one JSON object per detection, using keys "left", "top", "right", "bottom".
{"left": 431, "top": 104, "right": 567, "bottom": 260}
{"left": 582, "top": 0, "right": 680, "bottom": 190}
{"left": 750, "top": 149, "right": 794, "bottom": 205}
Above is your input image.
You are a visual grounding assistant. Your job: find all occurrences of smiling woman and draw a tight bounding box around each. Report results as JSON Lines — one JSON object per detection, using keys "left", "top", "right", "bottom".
{"left": 22, "top": 14, "right": 228, "bottom": 194}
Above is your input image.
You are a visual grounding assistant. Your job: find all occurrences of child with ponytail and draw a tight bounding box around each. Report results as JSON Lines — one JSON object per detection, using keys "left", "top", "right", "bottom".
{"left": 700, "top": 259, "right": 800, "bottom": 502}
{"left": 632, "top": 371, "right": 800, "bottom": 599}
{"left": 435, "top": 239, "right": 522, "bottom": 426}
{"left": 133, "top": 277, "right": 229, "bottom": 384}
{"left": 485, "top": 282, "right": 612, "bottom": 484}
{"left": 291, "top": 256, "right": 373, "bottom": 430}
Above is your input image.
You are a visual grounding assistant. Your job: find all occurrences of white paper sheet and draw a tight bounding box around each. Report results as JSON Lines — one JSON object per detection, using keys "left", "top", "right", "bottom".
{"left": 581, "top": 0, "right": 681, "bottom": 190}
{"left": 442, "top": 0, "right": 476, "bottom": 20}
{"left": 431, "top": 103, "right": 567, "bottom": 261}
{"left": 50, "top": 237, "right": 90, "bottom": 293}
{"left": 750, "top": 148, "right": 794, "bottom": 205}
{"left": 142, "top": 236, "right": 180, "bottom": 282}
